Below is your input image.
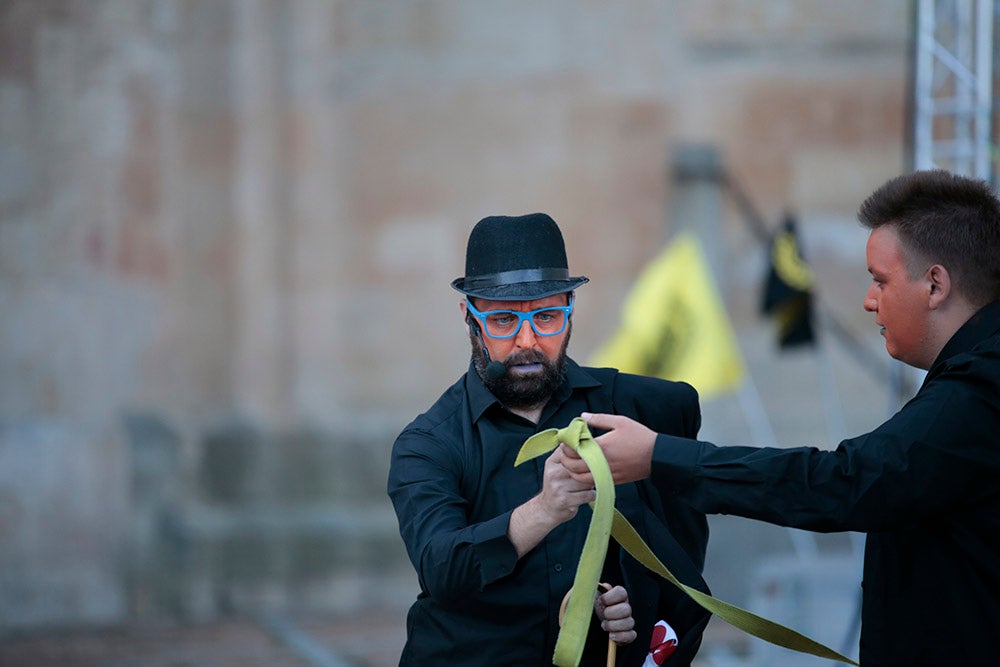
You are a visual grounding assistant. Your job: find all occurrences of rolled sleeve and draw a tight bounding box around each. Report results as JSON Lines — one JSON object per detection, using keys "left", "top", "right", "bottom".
{"left": 469, "top": 510, "right": 519, "bottom": 586}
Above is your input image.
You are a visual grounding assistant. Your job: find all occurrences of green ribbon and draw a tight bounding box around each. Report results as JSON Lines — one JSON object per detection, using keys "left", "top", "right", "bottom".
{"left": 516, "top": 418, "right": 858, "bottom": 667}
{"left": 515, "top": 418, "right": 614, "bottom": 667}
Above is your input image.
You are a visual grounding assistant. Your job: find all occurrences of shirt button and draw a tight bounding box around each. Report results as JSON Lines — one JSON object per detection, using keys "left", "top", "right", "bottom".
{"left": 554, "top": 563, "right": 563, "bottom": 572}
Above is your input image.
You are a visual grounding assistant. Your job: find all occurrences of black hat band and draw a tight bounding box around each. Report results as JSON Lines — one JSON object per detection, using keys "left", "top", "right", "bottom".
{"left": 461, "top": 267, "right": 570, "bottom": 290}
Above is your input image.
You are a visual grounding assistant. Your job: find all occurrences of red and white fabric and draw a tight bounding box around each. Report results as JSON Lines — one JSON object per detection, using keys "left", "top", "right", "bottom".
{"left": 642, "top": 619, "right": 678, "bottom": 666}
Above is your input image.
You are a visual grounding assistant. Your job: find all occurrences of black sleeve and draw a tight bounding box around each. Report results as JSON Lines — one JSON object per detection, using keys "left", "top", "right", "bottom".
{"left": 650, "top": 360, "right": 1000, "bottom": 532}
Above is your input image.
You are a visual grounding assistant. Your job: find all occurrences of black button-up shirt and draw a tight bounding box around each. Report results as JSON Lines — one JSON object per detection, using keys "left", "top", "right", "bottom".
{"left": 652, "top": 300, "right": 1000, "bottom": 666}
{"left": 388, "top": 359, "right": 710, "bottom": 666}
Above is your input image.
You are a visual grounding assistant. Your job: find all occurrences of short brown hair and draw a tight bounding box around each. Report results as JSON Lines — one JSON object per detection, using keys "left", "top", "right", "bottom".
{"left": 857, "top": 170, "right": 1000, "bottom": 307}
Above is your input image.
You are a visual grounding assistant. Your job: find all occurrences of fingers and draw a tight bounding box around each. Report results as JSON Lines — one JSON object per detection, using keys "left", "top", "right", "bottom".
{"left": 541, "top": 450, "right": 597, "bottom": 523}
{"left": 558, "top": 442, "right": 581, "bottom": 459}
{"left": 548, "top": 487, "right": 595, "bottom": 522}
{"left": 568, "top": 489, "right": 597, "bottom": 509}
{"left": 598, "top": 584, "right": 628, "bottom": 607}
{"left": 595, "top": 585, "right": 636, "bottom": 644}
{"left": 545, "top": 448, "right": 580, "bottom": 481}
{"left": 580, "top": 411, "right": 620, "bottom": 431}
{"left": 581, "top": 412, "right": 656, "bottom": 484}
{"left": 558, "top": 443, "right": 591, "bottom": 478}
{"left": 607, "top": 626, "right": 637, "bottom": 644}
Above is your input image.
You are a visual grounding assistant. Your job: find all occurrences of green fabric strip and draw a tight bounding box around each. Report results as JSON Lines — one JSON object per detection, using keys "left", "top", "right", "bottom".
{"left": 515, "top": 419, "right": 615, "bottom": 667}
{"left": 516, "top": 418, "right": 858, "bottom": 667}
{"left": 610, "top": 508, "right": 857, "bottom": 664}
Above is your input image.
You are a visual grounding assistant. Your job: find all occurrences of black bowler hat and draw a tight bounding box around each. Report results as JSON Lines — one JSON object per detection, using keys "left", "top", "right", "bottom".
{"left": 451, "top": 213, "right": 589, "bottom": 300}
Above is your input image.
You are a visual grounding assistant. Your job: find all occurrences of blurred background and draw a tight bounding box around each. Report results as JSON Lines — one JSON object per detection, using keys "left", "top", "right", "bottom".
{"left": 1, "top": 1, "right": 996, "bottom": 666}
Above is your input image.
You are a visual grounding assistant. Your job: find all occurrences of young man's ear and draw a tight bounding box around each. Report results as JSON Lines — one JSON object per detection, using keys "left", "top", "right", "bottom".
{"left": 926, "top": 264, "right": 951, "bottom": 309}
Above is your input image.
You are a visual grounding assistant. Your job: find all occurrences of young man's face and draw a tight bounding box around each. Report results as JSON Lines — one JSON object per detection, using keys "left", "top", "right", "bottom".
{"left": 462, "top": 293, "right": 572, "bottom": 407}
{"left": 864, "top": 225, "right": 935, "bottom": 369}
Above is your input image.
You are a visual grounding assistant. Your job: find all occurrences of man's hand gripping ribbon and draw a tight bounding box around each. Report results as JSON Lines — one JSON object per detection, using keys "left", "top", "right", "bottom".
{"left": 516, "top": 418, "right": 858, "bottom": 667}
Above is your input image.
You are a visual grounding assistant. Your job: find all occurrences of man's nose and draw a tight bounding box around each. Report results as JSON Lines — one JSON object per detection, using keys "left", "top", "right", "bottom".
{"left": 863, "top": 286, "right": 878, "bottom": 312}
{"left": 514, "top": 319, "right": 537, "bottom": 347}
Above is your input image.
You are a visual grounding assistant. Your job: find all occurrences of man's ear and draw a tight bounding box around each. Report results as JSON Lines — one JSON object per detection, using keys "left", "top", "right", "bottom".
{"left": 926, "top": 264, "right": 951, "bottom": 309}
{"left": 459, "top": 299, "right": 470, "bottom": 333}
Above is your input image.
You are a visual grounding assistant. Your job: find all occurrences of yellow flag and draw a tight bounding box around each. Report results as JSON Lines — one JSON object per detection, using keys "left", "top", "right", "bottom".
{"left": 589, "top": 232, "right": 745, "bottom": 399}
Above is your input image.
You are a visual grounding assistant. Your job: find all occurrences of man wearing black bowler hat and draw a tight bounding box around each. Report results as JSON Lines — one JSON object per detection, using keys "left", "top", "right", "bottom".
{"left": 388, "top": 213, "right": 712, "bottom": 665}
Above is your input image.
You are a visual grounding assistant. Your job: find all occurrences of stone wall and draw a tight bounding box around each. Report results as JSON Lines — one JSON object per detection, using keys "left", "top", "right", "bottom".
{"left": 0, "top": 0, "right": 911, "bottom": 629}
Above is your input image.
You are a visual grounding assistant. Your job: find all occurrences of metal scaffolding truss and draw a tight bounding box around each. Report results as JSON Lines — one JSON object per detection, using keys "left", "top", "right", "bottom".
{"left": 913, "top": 0, "right": 997, "bottom": 182}
{"left": 897, "top": 1, "right": 997, "bottom": 408}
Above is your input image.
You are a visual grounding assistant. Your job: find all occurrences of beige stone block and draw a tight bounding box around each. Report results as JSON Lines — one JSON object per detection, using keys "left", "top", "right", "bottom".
{"left": 679, "top": 0, "right": 908, "bottom": 48}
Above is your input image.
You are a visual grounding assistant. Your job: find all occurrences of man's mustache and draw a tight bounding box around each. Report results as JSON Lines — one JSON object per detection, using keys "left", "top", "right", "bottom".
{"left": 502, "top": 350, "right": 548, "bottom": 366}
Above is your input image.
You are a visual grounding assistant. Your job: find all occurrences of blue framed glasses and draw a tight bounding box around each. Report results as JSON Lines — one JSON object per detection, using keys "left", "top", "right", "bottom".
{"left": 466, "top": 296, "right": 574, "bottom": 339}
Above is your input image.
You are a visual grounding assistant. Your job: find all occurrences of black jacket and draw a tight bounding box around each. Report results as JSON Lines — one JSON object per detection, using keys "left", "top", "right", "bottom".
{"left": 388, "top": 359, "right": 711, "bottom": 666}
{"left": 652, "top": 300, "right": 1000, "bottom": 666}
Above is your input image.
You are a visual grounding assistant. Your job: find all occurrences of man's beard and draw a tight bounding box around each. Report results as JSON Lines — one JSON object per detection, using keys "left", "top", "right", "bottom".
{"left": 470, "top": 326, "right": 570, "bottom": 410}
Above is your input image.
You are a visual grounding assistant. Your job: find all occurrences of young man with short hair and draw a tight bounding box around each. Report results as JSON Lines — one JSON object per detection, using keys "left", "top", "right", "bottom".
{"left": 563, "top": 170, "right": 1000, "bottom": 666}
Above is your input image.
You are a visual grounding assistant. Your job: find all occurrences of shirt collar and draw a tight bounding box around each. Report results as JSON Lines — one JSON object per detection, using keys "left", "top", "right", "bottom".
{"left": 927, "top": 299, "right": 1000, "bottom": 378}
{"left": 464, "top": 357, "right": 604, "bottom": 423}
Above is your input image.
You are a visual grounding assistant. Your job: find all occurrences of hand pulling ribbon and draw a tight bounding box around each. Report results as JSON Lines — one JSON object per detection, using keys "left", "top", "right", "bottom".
{"left": 516, "top": 418, "right": 859, "bottom": 667}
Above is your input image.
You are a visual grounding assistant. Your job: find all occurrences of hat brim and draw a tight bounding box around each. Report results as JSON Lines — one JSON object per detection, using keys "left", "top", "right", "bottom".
{"left": 451, "top": 276, "right": 589, "bottom": 301}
